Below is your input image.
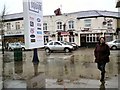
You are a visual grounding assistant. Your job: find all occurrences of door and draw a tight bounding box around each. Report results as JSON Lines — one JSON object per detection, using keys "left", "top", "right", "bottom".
{"left": 53, "top": 42, "right": 63, "bottom": 51}
{"left": 80, "top": 34, "right": 86, "bottom": 47}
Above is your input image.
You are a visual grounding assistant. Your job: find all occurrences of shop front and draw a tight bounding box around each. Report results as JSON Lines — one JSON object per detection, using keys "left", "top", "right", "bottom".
{"left": 80, "top": 33, "right": 114, "bottom": 47}
{"left": 57, "top": 31, "right": 75, "bottom": 43}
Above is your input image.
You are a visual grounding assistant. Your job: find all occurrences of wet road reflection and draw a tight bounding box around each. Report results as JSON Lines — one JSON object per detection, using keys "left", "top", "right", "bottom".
{"left": 0, "top": 48, "right": 119, "bottom": 88}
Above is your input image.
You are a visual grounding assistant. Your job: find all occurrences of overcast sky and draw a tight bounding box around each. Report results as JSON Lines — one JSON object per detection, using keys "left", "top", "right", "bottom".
{"left": 0, "top": 0, "right": 118, "bottom": 15}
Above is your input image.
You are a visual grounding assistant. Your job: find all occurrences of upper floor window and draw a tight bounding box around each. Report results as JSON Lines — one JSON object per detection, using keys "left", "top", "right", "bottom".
{"left": 84, "top": 19, "right": 91, "bottom": 27}
{"left": 6, "top": 23, "right": 11, "bottom": 30}
{"left": 57, "top": 22, "right": 62, "bottom": 30}
{"left": 43, "top": 23, "right": 47, "bottom": 30}
{"left": 15, "top": 22, "right": 20, "bottom": 30}
{"left": 107, "top": 22, "right": 113, "bottom": 29}
{"left": 68, "top": 20, "right": 74, "bottom": 29}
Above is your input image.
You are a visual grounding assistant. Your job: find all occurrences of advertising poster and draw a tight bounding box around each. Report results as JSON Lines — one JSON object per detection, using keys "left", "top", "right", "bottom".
{"left": 23, "top": 0, "right": 44, "bottom": 49}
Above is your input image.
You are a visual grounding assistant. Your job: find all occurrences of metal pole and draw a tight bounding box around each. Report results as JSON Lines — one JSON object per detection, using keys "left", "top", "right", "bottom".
{"left": 32, "top": 48, "right": 39, "bottom": 63}
{"left": 1, "top": 29, "right": 4, "bottom": 54}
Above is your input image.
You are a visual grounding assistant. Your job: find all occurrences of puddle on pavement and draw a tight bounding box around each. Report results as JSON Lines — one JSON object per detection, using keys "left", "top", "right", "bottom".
{"left": 1, "top": 49, "right": 119, "bottom": 88}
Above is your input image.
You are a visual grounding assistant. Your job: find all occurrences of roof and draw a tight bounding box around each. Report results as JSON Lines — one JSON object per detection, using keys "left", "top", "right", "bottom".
{"left": 76, "top": 10, "right": 119, "bottom": 19}
{"left": 1, "top": 10, "right": 119, "bottom": 21}
{"left": 0, "top": 12, "right": 23, "bottom": 21}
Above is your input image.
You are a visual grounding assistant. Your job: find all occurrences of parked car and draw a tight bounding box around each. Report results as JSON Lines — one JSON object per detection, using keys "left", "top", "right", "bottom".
{"left": 71, "top": 42, "right": 79, "bottom": 50}
{"left": 61, "top": 41, "right": 78, "bottom": 50}
{"left": 20, "top": 43, "right": 26, "bottom": 51}
{"left": 8, "top": 42, "right": 22, "bottom": 51}
{"left": 44, "top": 41, "right": 73, "bottom": 53}
{"left": 106, "top": 39, "right": 120, "bottom": 50}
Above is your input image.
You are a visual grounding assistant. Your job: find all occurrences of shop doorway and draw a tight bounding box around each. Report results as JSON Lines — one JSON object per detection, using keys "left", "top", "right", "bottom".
{"left": 80, "top": 34, "right": 86, "bottom": 47}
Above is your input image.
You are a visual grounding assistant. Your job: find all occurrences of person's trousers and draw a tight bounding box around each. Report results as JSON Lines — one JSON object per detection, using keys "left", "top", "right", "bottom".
{"left": 97, "top": 62, "right": 106, "bottom": 81}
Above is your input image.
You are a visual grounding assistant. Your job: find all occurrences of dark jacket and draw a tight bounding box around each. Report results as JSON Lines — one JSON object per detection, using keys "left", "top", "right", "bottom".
{"left": 94, "top": 43, "right": 110, "bottom": 63}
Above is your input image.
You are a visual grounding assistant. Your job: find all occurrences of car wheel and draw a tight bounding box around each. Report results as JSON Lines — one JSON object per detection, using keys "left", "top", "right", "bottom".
{"left": 64, "top": 48, "right": 70, "bottom": 53}
{"left": 111, "top": 46, "right": 117, "bottom": 50}
{"left": 22, "top": 47, "right": 25, "bottom": 51}
{"left": 45, "top": 48, "right": 51, "bottom": 53}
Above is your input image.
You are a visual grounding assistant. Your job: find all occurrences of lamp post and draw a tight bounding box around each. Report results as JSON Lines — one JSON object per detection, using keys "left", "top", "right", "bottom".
{"left": 0, "top": 5, "right": 5, "bottom": 55}
{"left": 1, "top": 28, "right": 4, "bottom": 54}
{"left": 0, "top": 5, "right": 6, "bottom": 89}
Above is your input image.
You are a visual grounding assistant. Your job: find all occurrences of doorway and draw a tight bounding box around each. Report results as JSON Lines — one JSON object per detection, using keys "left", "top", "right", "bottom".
{"left": 80, "top": 34, "right": 86, "bottom": 47}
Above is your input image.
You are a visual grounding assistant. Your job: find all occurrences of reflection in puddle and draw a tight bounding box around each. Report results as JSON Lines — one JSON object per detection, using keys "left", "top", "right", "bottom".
{"left": 2, "top": 49, "right": 119, "bottom": 88}
{"left": 14, "top": 61, "right": 23, "bottom": 74}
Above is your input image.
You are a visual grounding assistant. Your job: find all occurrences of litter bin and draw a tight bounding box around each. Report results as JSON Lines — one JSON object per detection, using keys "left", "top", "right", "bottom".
{"left": 14, "top": 48, "right": 23, "bottom": 61}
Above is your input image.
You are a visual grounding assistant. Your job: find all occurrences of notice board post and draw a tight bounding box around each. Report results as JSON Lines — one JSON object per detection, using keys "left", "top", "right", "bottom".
{"left": 23, "top": 0, "right": 44, "bottom": 62}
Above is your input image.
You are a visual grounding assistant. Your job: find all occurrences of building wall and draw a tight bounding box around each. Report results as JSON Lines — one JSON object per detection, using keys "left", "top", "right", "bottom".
{"left": 2, "top": 11, "right": 118, "bottom": 47}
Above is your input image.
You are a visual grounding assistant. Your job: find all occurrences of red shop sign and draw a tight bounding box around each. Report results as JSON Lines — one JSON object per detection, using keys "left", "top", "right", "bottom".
{"left": 61, "top": 32, "right": 70, "bottom": 35}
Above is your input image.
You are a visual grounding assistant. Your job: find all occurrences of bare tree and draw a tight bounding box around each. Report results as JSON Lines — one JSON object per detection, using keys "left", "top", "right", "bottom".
{"left": 0, "top": 5, "right": 6, "bottom": 54}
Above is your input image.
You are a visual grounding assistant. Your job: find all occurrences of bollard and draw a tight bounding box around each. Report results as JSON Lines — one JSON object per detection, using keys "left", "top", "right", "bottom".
{"left": 14, "top": 48, "right": 23, "bottom": 61}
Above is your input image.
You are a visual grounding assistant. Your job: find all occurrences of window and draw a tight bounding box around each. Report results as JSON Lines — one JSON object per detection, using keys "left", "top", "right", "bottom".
{"left": 49, "top": 42, "right": 53, "bottom": 45}
{"left": 58, "top": 36, "right": 63, "bottom": 41}
{"left": 43, "top": 23, "right": 47, "bottom": 30}
{"left": 15, "top": 22, "right": 20, "bottom": 30}
{"left": 114, "top": 40, "right": 120, "bottom": 43}
{"left": 86, "top": 34, "right": 98, "bottom": 42}
{"left": 44, "top": 36, "right": 48, "bottom": 43}
{"left": 84, "top": 19, "right": 91, "bottom": 27}
{"left": 54, "top": 42, "right": 61, "bottom": 45}
{"left": 6, "top": 23, "right": 11, "bottom": 30}
{"left": 107, "top": 23, "right": 112, "bottom": 29}
{"left": 68, "top": 20, "right": 74, "bottom": 29}
{"left": 69, "top": 36, "right": 74, "bottom": 42}
{"left": 57, "top": 22, "right": 62, "bottom": 30}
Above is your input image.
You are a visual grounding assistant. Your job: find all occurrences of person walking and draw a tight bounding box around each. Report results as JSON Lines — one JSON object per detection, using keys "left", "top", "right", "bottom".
{"left": 94, "top": 37, "right": 110, "bottom": 83}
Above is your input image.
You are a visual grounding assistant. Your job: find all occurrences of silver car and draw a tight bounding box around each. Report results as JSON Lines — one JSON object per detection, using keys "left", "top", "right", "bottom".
{"left": 8, "top": 42, "right": 22, "bottom": 51}
{"left": 107, "top": 39, "right": 120, "bottom": 50}
{"left": 44, "top": 41, "right": 73, "bottom": 53}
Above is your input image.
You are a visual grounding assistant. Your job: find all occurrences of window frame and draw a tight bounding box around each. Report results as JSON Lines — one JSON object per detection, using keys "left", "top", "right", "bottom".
{"left": 57, "top": 22, "right": 62, "bottom": 30}
{"left": 15, "top": 22, "right": 21, "bottom": 30}
{"left": 43, "top": 23, "right": 47, "bottom": 30}
{"left": 68, "top": 20, "right": 74, "bottom": 29}
{"left": 84, "top": 19, "right": 91, "bottom": 27}
{"left": 6, "top": 23, "right": 11, "bottom": 30}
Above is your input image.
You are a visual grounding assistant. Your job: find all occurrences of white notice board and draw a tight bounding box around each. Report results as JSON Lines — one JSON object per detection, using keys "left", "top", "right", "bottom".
{"left": 23, "top": 0, "right": 44, "bottom": 49}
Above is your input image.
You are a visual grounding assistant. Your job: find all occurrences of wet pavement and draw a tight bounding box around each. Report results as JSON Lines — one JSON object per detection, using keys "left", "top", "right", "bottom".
{"left": 0, "top": 48, "right": 119, "bottom": 89}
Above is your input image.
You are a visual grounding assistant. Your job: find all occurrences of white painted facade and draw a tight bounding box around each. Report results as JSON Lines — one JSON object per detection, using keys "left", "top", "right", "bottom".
{"left": 1, "top": 10, "right": 119, "bottom": 47}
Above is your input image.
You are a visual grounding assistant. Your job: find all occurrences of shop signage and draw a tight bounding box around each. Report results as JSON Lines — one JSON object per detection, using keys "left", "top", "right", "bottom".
{"left": 5, "top": 30, "right": 24, "bottom": 36}
{"left": 61, "top": 32, "right": 70, "bottom": 36}
{"left": 23, "top": 0, "right": 44, "bottom": 49}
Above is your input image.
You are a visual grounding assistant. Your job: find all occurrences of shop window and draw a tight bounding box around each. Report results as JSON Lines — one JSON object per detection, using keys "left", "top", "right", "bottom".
{"left": 86, "top": 34, "right": 98, "bottom": 42}
{"left": 58, "top": 36, "right": 63, "bottom": 41}
{"left": 44, "top": 36, "right": 49, "bottom": 44}
{"left": 69, "top": 36, "right": 74, "bottom": 42}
